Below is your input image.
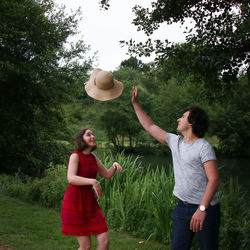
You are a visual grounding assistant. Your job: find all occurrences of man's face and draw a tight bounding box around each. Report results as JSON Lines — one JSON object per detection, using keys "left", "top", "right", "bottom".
{"left": 177, "top": 111, "right": 191, "bottom": 133}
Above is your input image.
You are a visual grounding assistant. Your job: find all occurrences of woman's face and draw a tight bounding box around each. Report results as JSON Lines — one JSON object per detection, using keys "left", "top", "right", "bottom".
{"left": 82, "top": 129, "right": 97, "bottom": 149}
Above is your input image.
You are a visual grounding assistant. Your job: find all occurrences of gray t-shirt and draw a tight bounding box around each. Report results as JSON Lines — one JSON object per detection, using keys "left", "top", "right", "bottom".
{"left": 166, "top": 133, "right": 219, "bottom": 206}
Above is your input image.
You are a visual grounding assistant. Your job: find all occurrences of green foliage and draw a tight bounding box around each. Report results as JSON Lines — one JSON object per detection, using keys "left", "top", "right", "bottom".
{"left": 104, "top": 154, "right": 175, "bottom": 244}
{"left": 119, "top": 0, "right": 249, "bottom": 87}
{"left": 0, "top": 164, "right": 68, "bottom": 209}
{"left": 0, "top": 0, "right": 92, "bottom": 176}
{"left": 0, "top": 153, "right": 249, "bottom": 248}
{"left": 219, "top": 177, "right": 250, "bottom": 250}
{"left": 98, "top": 67, "right": 154, "bottom": 149}
{"left": 0, "top": 155, "right": 176, "bottom": 244}
{"left": 91, "top": 62, "right": 250, "bottom": 157}
{"left": 119, "top": 56, "right": 151, "bottom": 72}
{"left": 153, "top": 75, "right": 209, "bottom": 133}
{"left": 36, "top": 164, "right": 69, "bottom": 209}
{"left": 209, "top": 76, "right": 250, "bottom": 156}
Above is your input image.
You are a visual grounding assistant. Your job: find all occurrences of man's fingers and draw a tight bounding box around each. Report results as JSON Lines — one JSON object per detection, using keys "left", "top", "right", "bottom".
{"left": 191, "top": 220, "right": 198, "bottom": 232}
{"left": 200, "top": 221, "right": 204, "bottom": 231}
{"left": 190, "top": 218, "right": 193, "bottom": 231}
{"left": 190, "top": 218, "right": 201, "bottom": 232}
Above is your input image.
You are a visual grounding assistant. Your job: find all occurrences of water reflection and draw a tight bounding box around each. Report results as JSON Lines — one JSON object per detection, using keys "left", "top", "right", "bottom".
{"left": 96, "top": 148, "right": 249, "bottom": 194}
{"left": 131, "top": 154, "right": 250, "bottom": 194}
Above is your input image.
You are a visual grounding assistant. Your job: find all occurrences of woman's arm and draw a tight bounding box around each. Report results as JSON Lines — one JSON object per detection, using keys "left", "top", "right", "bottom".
{"left": 94, "top": 154, "right": 122, "bottom": 179}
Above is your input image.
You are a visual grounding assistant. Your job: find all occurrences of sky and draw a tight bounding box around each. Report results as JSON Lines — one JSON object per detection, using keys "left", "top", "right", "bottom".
{"left": 54, "top": 0, "right": 187, "bottom": 71}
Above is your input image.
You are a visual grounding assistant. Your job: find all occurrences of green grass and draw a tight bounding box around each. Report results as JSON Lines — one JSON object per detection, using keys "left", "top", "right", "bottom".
{"left": 0, "top": 194, "right": 169, "bottom": 250}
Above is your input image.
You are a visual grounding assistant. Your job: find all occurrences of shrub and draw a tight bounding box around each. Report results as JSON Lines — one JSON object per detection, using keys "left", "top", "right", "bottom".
{"left": 0, "top": 164, "right": 68, "bottom": 209}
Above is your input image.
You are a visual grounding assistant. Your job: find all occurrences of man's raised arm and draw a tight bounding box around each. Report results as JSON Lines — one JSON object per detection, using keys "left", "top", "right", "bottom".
{"left": 132, "top": 86, "right": 167, "bottom": 145}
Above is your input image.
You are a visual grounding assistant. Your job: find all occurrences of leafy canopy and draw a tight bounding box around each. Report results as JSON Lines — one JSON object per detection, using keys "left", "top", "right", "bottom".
{"left": 101, "top": 0, "right": 250, "bottom": 88}
{"left": 0, "top": 0, "right": 92, "bottom": 176}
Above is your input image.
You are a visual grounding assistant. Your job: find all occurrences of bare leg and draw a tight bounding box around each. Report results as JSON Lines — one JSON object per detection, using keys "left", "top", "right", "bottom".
{"left": 76, "top": 236, "right": 91, "bottom": 250}
{"left": 95, "top": 231, "right": 109, "bottom": 250}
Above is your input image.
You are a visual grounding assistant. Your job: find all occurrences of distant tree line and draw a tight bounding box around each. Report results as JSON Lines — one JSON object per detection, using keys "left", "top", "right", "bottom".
{"left": 94, "top": 57, "right": 250, "bottom": 158}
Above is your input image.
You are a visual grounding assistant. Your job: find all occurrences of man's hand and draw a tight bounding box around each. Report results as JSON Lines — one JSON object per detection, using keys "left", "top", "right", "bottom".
{"left": 93, "top": 181, "right": 102, "bottom": 199}
{"left": 190, "top": 209, "right": 207, "bottom": 232}
{"left": 132, "top": 86, "right": 138, "bottom": 104}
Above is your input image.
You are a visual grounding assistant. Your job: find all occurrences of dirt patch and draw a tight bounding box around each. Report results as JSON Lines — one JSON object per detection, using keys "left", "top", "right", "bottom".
{"left": 0, "top": 245, "right": 12, "bottom": 250}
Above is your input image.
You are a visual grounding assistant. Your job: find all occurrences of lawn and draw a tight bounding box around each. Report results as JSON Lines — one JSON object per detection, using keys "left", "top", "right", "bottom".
{"left": 0, "top": 194, "right": 169, "bottom": 250}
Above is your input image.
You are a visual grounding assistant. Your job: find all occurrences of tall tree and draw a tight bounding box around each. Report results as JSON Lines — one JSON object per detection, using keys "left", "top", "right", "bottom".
{"left": 0, "top": 0, "right": 92, "bottom": 176}
{"left": 102, "top": 0, "right": 250, "bottom": 90}
{"left": 209, "top": 76, "right": 250, "bottom": 156}
{"left": 119, "top": 56, "right": 150, "bottom": 72}
{"left": 98, "top": 67, "right": 153, "bottom": 150}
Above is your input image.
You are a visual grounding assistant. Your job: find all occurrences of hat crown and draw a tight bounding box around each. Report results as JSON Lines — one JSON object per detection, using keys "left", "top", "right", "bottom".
{"left": 95, "top": 71, "right": 114, "bottom": 90}
{"left": 85, "top": 68, "right": 123, "bottom": 101}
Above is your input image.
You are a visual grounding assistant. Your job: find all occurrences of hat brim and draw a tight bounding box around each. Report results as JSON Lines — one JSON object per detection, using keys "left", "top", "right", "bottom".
{"left": 85, "top": 69, "right": 124, "bottom": 101}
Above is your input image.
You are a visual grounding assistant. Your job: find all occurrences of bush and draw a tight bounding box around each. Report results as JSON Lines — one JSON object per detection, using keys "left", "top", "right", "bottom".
{"left": 0, "top": 164, "right": 68, "bottom": 209}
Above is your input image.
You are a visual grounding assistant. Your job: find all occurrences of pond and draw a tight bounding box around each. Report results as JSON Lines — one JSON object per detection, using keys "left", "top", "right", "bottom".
{"left": 131, "top": 153, "right": 250, "bottom": 195}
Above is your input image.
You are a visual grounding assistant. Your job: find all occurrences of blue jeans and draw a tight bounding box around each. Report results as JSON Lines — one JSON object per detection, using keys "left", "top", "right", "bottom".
{"left": 171, "top": 200, "right": 220, "bottom": 250}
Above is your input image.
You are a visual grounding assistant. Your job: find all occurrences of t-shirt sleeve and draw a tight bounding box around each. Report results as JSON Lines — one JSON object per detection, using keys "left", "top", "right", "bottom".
{"left": 200, "top": 141, "right": 216, "bottom": 163}
{"left": 166, "top": 133, "right": 178, "bottom": 150}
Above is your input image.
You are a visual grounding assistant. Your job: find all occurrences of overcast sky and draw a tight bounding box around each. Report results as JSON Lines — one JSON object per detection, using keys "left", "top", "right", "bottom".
{"left": 54, "top": 0, "right": 187, "bottom": 71}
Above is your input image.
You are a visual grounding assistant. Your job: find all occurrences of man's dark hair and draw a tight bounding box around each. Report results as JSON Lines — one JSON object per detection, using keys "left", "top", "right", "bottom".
{"left": 184, "top": 105, "right": 210, "bottom": 138}
{"left": 75, "top": 128, "right": 96, "bottom": 152}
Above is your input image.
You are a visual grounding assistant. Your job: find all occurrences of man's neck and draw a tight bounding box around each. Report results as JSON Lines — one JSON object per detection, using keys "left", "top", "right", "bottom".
{"left": 182, "top": 131, "right": 200, "bottom": 143}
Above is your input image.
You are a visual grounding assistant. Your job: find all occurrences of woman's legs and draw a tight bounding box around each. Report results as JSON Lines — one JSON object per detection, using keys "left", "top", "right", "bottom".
{"left": 95, "top": 231, "right": 109, "bottom": 250}
{"left": 76, "top": 236, "right": 91, "bottom": 250}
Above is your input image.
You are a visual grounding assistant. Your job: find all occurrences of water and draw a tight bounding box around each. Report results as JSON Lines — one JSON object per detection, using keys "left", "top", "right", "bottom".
{"left": 132, "top": 154, "right": 250, "bottom": 194}
{"left": 96, "top": 148, "right": 249, "bottom": 194}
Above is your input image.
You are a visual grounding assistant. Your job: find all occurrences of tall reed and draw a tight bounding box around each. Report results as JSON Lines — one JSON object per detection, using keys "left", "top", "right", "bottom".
{"left": 97, "top": 152, "right": 176, "bottom": 244}
{"left": 219, "top": 177, "right": 250, "bottom": 250}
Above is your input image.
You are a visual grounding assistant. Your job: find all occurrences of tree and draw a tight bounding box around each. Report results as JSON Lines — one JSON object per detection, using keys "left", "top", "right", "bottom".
{"left": 119, "top": 56, "right": 151, "bottom": 72}
{"left": 209, "top": 76, "right": 250, "bottom": 156}
{"left": 153, "top": 74, "right": 210, "bottom": 132}
{"left": 101, "top": 0, "right": 250, "bottom": 89}
{"left": 98, "top": 67, "right": 153, "bottom": 150}
{"left": 0, "top": 0, "right": 92, "bottom": 176}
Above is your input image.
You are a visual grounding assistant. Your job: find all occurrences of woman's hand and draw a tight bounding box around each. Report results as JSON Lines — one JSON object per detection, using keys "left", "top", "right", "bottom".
{"left": 92, "top": 180, "right": 102, "bottom": 199}
{"left": 112, "top": 162, "right": 123, "bottom": 172}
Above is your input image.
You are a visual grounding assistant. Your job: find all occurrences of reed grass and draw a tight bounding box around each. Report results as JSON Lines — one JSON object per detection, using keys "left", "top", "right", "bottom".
{"left": 97, "top": 152, "right": 176, "bottom": 244}
{"left": 0, "top": 152, "right": 249, "bottom": 249}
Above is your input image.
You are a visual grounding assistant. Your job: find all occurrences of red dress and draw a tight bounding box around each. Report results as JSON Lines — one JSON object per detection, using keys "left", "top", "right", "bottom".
{"left": 61, "top": 151, "right": 108, "bottom": 236}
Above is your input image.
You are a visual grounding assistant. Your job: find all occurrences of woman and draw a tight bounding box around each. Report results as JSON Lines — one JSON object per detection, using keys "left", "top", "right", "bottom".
{"left": 61, "top": 128, "right": 122, "bottom": 250}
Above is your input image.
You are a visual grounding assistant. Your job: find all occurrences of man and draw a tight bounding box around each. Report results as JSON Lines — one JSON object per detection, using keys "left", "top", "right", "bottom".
{"left": 132, "top": 86, "right": 220, "bottom": 250}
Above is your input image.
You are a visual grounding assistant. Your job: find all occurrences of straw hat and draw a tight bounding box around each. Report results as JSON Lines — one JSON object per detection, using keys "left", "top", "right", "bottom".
{"left": 85, "top": 68, "right": 124, "bottom": 101}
